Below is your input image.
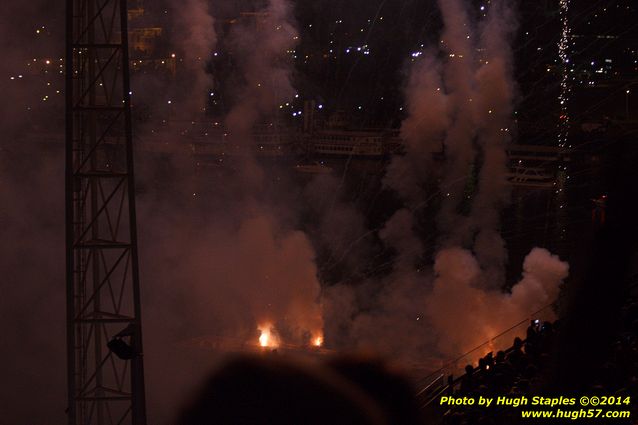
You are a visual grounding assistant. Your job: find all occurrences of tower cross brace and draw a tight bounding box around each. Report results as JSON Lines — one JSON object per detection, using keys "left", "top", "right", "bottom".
{"left": 65, "top": 0, "right": 147, "bottom": 423}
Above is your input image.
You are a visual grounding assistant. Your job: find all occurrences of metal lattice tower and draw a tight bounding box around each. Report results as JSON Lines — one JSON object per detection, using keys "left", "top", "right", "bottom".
{"left": 65, "top": 0, "right": 147, "bottom": 423}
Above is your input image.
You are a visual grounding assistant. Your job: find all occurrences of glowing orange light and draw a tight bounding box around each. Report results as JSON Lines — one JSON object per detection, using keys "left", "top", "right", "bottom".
{"left": 259, "top": 331, "right": 269, "bottom": 347}
{"left": 257, "top": 323, "right": 279, "bottom": 348}
{"left": 312, "top": 335, "right": 324, "bottom": 347}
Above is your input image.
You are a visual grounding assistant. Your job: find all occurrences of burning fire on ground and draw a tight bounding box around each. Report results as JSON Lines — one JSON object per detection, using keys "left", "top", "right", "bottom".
{"left": 258, "top": 323, "right": 280, "bottom": 349}
{"left": 256, "top": 323, "right": 324, "bottom": 350}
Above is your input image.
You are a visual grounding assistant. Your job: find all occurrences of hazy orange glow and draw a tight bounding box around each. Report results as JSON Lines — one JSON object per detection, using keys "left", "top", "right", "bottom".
{"left": 258, "top": 332, "right": 269, "bottom": 347}
{"left": 312, "top": 334, "right": 323, "bottom": 347}
{"left": 257, "top": 323, "right": 279, "bottom": 348}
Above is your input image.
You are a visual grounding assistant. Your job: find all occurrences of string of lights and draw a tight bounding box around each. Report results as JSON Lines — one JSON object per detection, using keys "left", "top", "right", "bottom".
{"left": 557, "top": 0, "right": 573, "bottom": 150}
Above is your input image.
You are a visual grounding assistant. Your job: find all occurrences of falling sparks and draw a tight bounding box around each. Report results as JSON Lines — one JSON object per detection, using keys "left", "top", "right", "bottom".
{"left": 557, "top": 0, "right": 572, "bottom": 149}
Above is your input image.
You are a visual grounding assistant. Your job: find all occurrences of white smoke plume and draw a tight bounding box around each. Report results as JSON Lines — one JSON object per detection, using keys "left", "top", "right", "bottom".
{"left": 323, "top": 244, "right": 568, "bottom": 365}
{"left": 217, "top": 0, "right": 300, "bottom": 191}
{"left": 138, "top": 197, "right": 325, "bottom": 422}
{"left": 427, "top": 247, "right": 568, "bottom": 356}
{"left": 142, "top": 0, "right": 321, "bottom": 350}
{"left": 213, "top": 0, "right": 322, "bottom": 342}
{"left": 0, "top": 1, "right": 571, "bottom": 422}
{"left": 435, "top": 0, "right": 480, "bottom": 245}
{"left": 385, "top": 52, "right": 449, "bottom": 205}
{"left": 323, "top": 0, "right": 568, "bottom": 367}
{"left": 390, "top": 0, "right": 518, "bottom": 273}
{"left": 468, "top": 0, "right": 518, "bottom": 288}
{"left": 322, "top": 211, "right": 433, "bottom": 365}
{"left": 225, "top": 0, "right": 298, "bottom": 140}
{"left": 173, "top": 0, "right": 217, "bottom": 116}
{"left": 141, "top": 206, "right": 323, "bottom": 344}
{"left": 135, "top": 2, "right": 324, "bottom": 421}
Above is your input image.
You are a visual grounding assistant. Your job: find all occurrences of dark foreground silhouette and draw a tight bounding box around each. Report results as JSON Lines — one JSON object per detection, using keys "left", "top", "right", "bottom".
{"left": 177, "top": 354, "right": 423, "bottom": 425}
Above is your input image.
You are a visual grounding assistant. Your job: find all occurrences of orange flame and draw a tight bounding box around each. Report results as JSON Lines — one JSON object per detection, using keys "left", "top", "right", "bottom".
{"left": 257, "top": 323, "right": 279, "bottom": 348}
{"left": 312, "top": 334, "right": 324, "bottom": 347}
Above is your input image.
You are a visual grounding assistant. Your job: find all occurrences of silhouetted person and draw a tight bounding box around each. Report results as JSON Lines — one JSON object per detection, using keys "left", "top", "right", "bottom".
{"left": 178, "top": 354, "right": 389, "bottom": 425}
{"left": 484, "top": 352, "right": 494, "bottom": 370}
{"left": 460, "top": 365, "right": 475, "bottom": 394}
{"left": 328, "top": 356, "right": 424, "bottom": 425}
{"left": 507, "top": 337, "right": 525, "bottom": 369}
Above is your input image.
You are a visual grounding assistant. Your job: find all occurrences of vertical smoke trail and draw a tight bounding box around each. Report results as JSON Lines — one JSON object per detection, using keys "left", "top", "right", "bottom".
{"left": 385, "top": 52, "right": 449, "bottom": 205}
{"left": 426, "top": 247, "right": 568, "bottom": 356}
{"left": 402, "top": 0, "right": 517, "bottom": 286}
{"left": 323, "top": 0, "right": 570, "bottom": 363}
{"left": 223, "top": 0, "right": 299, "bottom": 190}
{"left": 174, "top": 0, "right": 217, "bottom": 116}
{"left": 468, "top": 0, "right": 517, "bottom": 288}
{"left": 213, "top": 0, "right": 323, "bottom": 345}
{"left": 435, "top": 0, "right": 479, "bottom": 247}
{"left": 136, "top": 4, "right": 324, "bottom": 420}
{"left": 225, "top": 0, "right": 298, "bottom": 140}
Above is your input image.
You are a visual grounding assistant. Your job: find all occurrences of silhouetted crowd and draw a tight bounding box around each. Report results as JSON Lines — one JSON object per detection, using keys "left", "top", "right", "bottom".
{"left": 175, "top": 295, "right": 638, "bottom": 425}
{"left": 441, "top": 296, "right": 638, "bottom": 424}
{"left": 440, "top": 320, "right": 558, "bottom": 425}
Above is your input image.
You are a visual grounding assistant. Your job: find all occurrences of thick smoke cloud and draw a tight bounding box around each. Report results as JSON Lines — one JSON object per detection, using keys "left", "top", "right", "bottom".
{"left": 468, "top": 0, "right": 517, "bottom": 288}
{"left": 303, "top": 174, "right": 377, "bottom": 283}
{"left": 435, "top": 0, "right": 480, "bottom": 246}
{"left": 0, "top": 2, "right": 65, "bottom": 424}
{"left": 173, "top": 0, "right": 217, "bottom": 116}
{"left": 385, "top": 52, "right": 449, "bottom": 205}
{"left": 135, "top": 1, "right": 325, "bottom": 422}
{"left": 0, "top": 148, "right": 66, "bottom": 425}
{"left": 225, "top": 0, "right": 298, "bottom": 140}
{"left": 390, "top": 0, "right": 518, "bottom": 268}
{"left": 138, "top": 197, "right": 325, "bottom": 421}
{"left": 427, "top": 247, "right": 568, "bottom": 356}
{"left": 206, "top": 0, "right": 323, "bottom": 343}
{"left": 2, "top": 0, "right": 571, "bottom": 423}
{"left": 323, "top": 0, "right": 568, "bottom": 366}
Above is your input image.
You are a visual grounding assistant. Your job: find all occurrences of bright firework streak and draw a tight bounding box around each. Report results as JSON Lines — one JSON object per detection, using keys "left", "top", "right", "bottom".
{"left": 557, "top": 0, "right": 571, "bottom": 149}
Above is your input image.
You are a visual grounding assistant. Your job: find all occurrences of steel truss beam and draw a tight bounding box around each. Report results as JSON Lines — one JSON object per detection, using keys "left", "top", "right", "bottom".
{"left": 65, "top": 0, "right": 146, "bottom": 424}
